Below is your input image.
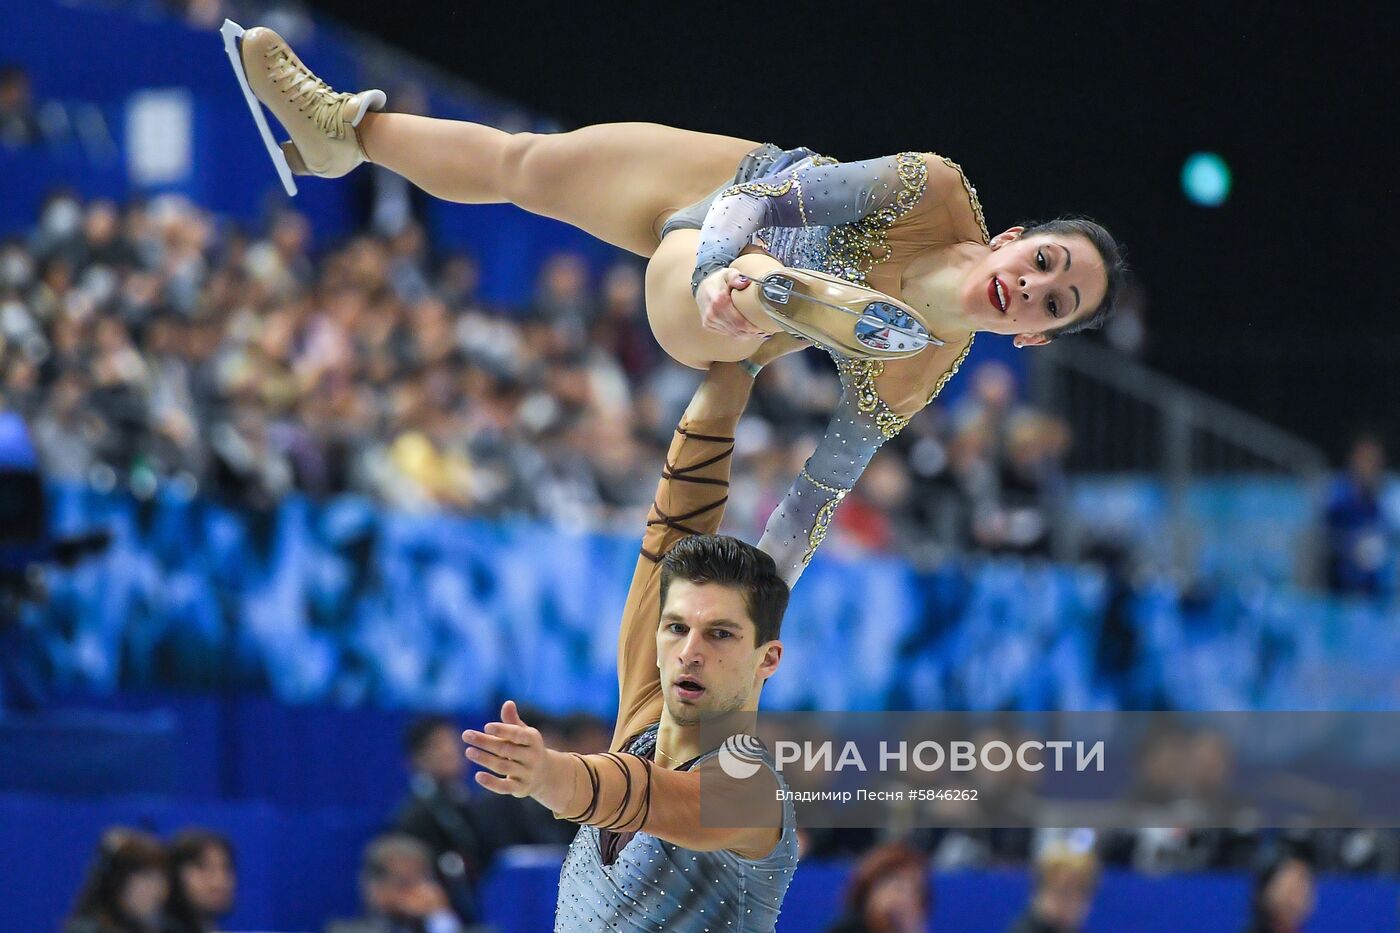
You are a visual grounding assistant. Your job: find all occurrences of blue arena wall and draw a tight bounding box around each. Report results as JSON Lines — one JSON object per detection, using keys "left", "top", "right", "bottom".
{"left": 12, "top": 482, "right": 1400, "bottom": 717}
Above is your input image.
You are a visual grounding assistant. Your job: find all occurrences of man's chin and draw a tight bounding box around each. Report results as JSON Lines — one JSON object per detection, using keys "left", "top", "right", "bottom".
{"left": 663, "top": 696, "right": 707, "bottom": 725}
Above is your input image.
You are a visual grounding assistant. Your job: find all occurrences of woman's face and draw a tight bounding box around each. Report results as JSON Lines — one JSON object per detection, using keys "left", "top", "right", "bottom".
{"left": 180, "top": 845, "right": 236, "bottom": 916}
{"left": 960, "top": 229, "right": 1107, "bottom": 344}
{"left": 1263, "top": 859, "right": 1316, "bottom": 927}
{"left": 865, "top": 866, "right": 927, "bottom": 928}
{"left": 120, "top": 868, "right": 169, "bottom": 923}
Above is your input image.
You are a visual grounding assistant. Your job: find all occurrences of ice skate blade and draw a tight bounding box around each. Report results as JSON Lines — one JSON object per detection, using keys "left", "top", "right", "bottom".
{"left": 758, "top": 273, "right": 940, "bottom": 360}
{"left": 220, "top": 19, "right": 298, "bottom": 197}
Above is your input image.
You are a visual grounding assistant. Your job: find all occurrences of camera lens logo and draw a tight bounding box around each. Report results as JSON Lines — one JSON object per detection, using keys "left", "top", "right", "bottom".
{"left": 717, "top": 734, "right": 766, "bottom": 780}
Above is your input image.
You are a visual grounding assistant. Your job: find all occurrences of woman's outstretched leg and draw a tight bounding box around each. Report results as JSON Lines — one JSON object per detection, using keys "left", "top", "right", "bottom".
{"left": 239, "top": 26, "right": 757, "bottom": 256}
{"left": 235, "top": 25, "right": 766, "bottom": 362}
{"left": 356, "top": 116, "right": 758, "bottom": 257}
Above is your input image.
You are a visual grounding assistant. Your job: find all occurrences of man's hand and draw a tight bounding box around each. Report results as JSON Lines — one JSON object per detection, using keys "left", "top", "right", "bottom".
{"left": 696, "top": 268, "right": 767, "bottom": 338}
{"left": 462, "top": 700, "right": 570, "bottom": 803}
{"left": 745, "top": 332, "right": 811, "bottom": 369}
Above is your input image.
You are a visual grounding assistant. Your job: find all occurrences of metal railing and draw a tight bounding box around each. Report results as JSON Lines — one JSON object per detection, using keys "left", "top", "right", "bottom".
{"left": 1029, "top": 340, "right": 1329, "bottom": 580}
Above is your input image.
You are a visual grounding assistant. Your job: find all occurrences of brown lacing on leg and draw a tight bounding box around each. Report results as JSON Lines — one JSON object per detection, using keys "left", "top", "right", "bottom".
{"left": 639, "top": 427, "right": 734, "bottom": 563}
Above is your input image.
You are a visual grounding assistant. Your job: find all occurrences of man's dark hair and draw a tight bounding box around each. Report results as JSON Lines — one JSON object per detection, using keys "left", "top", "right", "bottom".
{"left": 403, "top": 714, "right": 456, "bottom": 757}
{"left": 1017, "top": 215, "right": 1128, "bottom": 339}
{"left": 658, "top": 535, "right": 789, "bottom": 645}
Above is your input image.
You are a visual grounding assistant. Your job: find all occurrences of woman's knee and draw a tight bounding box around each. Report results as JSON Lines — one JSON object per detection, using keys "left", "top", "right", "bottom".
{"left": 497, "top": 131, "right": 572, "bottom": 215}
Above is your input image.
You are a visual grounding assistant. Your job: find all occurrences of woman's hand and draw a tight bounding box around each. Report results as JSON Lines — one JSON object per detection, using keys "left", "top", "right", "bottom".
{"left": 696, "top": 268, "right": 768, "bottom": 339}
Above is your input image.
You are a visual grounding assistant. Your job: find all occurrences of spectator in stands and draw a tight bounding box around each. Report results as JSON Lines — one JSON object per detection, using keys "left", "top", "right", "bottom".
{"left": 326, "top": 833, "right": 476, "bottom": 933}
{"left": 555, "top": 710, "right": 612, "bottom": 755}
{"left": 1243, "top": 851, "right": 1316, "bottom": 933}
{"left": 953, "top": 360, "right": 1026, "bottom": 458}
{"left": 992, "top": 412, "right": 1071, "bottom": 557}
{"left": 824, "top": 843, "right": 933, "bottom": 933}
{"left": 66, "top": 828, "right": 171, "bottom": 933}
{"left": 0, "top": 65, "right": 40, "bottom": 149}
{"left": 1006, "top": 843, "right": 1099, "bottom": 933}
{"left": 391, "top": 716, "right": 487, "bottom": 925}
{"left": 165, "top": 829, "right": 236, "bottom": 933}
{"left": 530, "top": 252, "right": 594, "bottom": 330}
{"left": 1323, "top": 432, "right": 1391, "bottom": 596}
{"left": 589, "top": 261, "right": 657, "bottom": 381}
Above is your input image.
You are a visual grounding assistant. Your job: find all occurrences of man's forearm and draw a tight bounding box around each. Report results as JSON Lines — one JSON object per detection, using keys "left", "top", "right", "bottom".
{"left": 542, "top": 750, "right": 779, "bottom": 857}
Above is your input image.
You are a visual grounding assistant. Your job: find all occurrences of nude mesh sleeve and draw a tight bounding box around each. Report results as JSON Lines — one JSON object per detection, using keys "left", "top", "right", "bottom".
{"left": 755, "top": 386, "right": 891, "bottom": 586}
{"left": 690, "top": 154, "right": 910, "bottom": 293}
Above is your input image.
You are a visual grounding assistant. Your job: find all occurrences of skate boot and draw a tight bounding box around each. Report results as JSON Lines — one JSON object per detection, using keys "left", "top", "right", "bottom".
{"left": 755, "top": 268, "right": 942, "bottom": 360}
{"left": 220, "top": 19, "right": 385, "bottom": 193}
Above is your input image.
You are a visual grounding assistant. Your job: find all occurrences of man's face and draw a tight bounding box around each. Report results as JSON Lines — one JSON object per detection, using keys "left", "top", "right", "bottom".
{"left": 413, "top": 725, "right": 464, "bottom": 783}
{"left": 657, "top": 580, "right": 781, "bottom": 725}
{"left": 367, "top": 853, "right": 436, "bottom": 919}
{"left": 1035, "top": 871, "right": 1096, "bottom": 929}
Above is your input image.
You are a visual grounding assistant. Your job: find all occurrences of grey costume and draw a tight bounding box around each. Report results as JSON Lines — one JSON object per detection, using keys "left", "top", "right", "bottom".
{"left": 663, "top": 144, "right": 954, "bottom": 584}
{"left": 554, "top": 723, "right": 800, "bottom": 932}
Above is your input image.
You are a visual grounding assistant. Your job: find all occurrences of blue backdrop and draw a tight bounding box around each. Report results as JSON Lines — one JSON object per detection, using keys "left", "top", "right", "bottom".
{"left": 13, "top": 481, "right": 1400, "bottom": 717}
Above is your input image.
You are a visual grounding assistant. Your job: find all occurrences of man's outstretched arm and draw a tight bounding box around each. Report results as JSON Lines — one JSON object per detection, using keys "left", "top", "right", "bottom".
{"left": 467, "top": 702, "right": 783, "bottom": 859}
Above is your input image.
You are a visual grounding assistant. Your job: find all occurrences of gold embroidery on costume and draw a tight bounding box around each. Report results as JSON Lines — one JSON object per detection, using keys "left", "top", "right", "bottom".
{"left": 722, "top": 178, "right": 795, "bottom": 199}
{"left": 836, "top": 358, "right": 912, "bottom": 440}
{"left": 800, "top": 467, "right": 849, "bottom": 565}
{"left": 819, "top": 152, "right": 928, "bottom": 286}
{"left": 923, "top": 152, "right": 990, "bottom": 244}
{"left": 810, "top": 155, "right": 839, "bottom": 167}
{"left": 927, "top": 337, "right": 975, "bottom": 405}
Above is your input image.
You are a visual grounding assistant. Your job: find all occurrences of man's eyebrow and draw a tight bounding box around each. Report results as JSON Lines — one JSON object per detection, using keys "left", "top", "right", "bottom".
{"left": 1070, "top": 285, "right": 1081, "bottom": 312}
{"left": 659, "top": 615, "right": 742, "bottom": 630}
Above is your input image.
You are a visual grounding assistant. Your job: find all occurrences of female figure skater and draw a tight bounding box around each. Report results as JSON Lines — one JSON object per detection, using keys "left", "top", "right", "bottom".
{"left": 227, "top": 25, "right": 1126, "bottom": 583}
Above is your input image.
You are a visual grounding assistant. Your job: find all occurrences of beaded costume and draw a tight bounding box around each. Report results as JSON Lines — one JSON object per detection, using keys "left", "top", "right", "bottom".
{"left": 663, "top": 144, "right": 988, "bottom": 583}
{"left": 555, "top": 723, "right": 799, "bottom": 932}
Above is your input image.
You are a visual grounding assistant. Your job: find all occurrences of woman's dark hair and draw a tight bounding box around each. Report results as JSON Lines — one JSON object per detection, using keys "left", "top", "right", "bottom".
{"left": 165, "top": 829, "right": 235, "bottom": 932}
{"left": 68, "top": 829, "right": 168, "bottom": 933}
{"left": 659, "top": 534, "right": 789, "bottom": 645}
{"left": 1017, "top": 215, "right": 1128, "bottom": 339}
{"left": 843, "top": 843, "right": 933, "bottom": 919}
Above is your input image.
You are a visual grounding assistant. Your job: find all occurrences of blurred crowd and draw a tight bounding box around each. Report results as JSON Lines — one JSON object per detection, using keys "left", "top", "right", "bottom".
{"left": 0, "top": 188, "right": 1075, "bottom": 561}
{"left": 65, "top": 714, "right": 1339, "bottom": 933}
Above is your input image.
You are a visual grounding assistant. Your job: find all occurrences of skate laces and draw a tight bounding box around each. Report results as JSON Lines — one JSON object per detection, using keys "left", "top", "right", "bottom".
{"left": 269, "top": 45, "right": 352, "bottom": 139}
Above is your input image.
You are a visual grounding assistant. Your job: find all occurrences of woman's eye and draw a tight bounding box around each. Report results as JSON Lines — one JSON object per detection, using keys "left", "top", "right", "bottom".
{"left": 1048, "top": 299, "right": 1059, "bottom": 318}
{"left": 1036, "top": 249, "right": 1047, "bottom": 271}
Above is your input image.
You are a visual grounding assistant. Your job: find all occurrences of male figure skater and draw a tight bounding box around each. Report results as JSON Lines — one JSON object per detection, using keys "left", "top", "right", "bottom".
{"left": 462, "top": 342, "right": 804, "bottom": 931}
